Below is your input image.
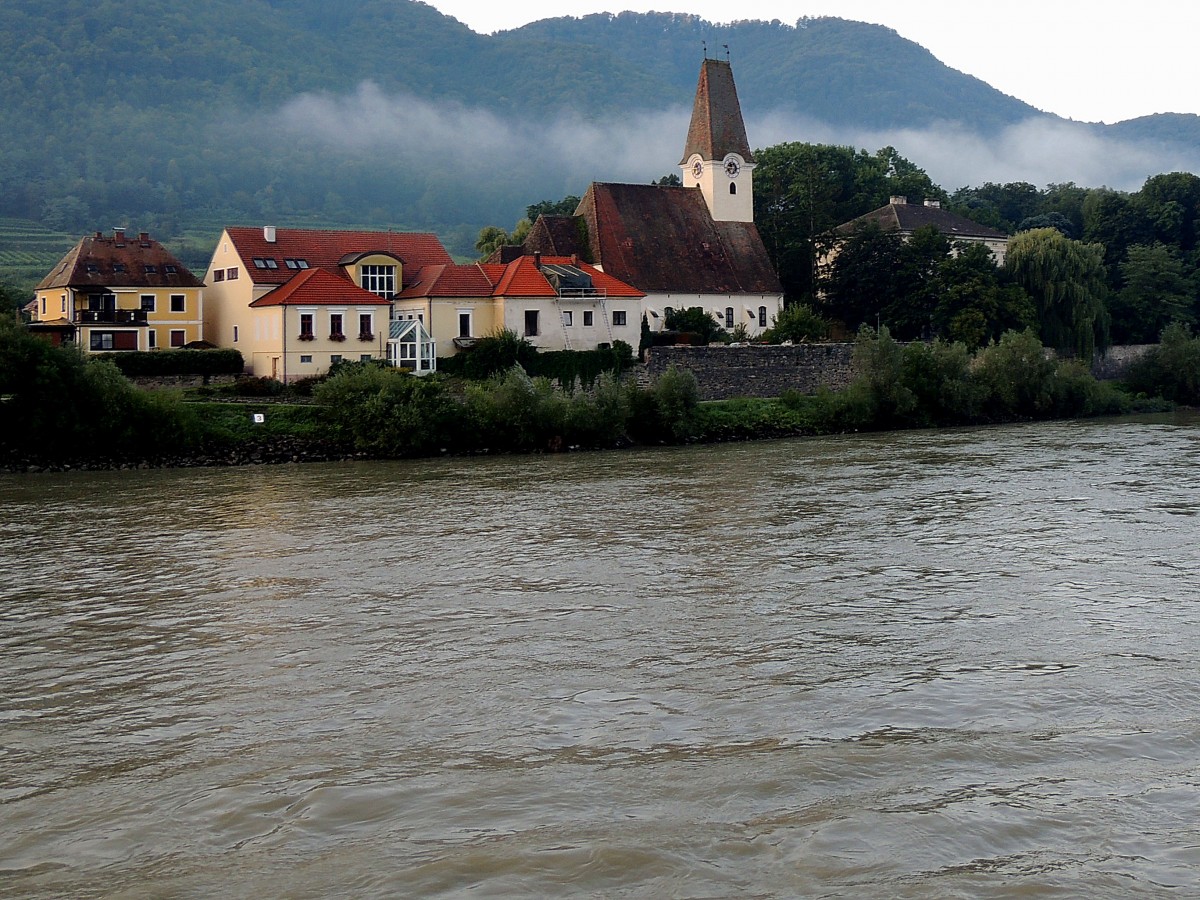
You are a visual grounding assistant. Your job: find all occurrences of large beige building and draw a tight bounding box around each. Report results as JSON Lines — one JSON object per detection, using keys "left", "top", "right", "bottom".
{"left": 30, "top": 229, "right": 204, "bottom": 352}
{"left": 202, "top": 227, "right": 451, "bottom": 380}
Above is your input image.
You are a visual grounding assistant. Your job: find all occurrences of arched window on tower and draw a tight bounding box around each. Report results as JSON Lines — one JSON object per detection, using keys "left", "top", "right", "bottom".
{"left": 729, "top": 183, "right": 737, "bottom": 195}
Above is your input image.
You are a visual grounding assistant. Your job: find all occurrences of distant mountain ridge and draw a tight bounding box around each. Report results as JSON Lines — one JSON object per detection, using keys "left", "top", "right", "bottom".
{"left": 0, "top": 0, "right": 1196, "bottom": 271}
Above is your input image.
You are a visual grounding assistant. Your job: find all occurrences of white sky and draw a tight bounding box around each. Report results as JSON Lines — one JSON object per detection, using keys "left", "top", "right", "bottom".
{"left": 423, "top": 0, "right": 1199, "bottom": 124}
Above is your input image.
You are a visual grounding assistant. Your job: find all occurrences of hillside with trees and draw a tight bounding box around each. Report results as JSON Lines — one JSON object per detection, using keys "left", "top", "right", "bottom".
{"left": 3, "top": 0, "right": 1200, "bottom": 279}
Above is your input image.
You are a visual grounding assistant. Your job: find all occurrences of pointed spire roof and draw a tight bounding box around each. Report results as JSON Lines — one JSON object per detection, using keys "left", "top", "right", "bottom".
{"left": 680, "top": 58, "right": 753, "bottom": 165}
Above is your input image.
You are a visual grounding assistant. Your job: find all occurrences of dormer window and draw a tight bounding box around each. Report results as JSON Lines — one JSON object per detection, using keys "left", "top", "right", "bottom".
{"left": 85, "top": 263, "right": 99, "bottom": 274}
{"left": 113, "top": 263, "right": 126, "bottom": 273}
{"left": 164, "top": 265, "right": 177, "bottom": 275}
{"left": 284, "top": 258, "right": 310, "bottom": 270}
{"left": 144, "top": 264, "right": 157, "bottom": 274}
{"left": 361, "top": 264, "right": 395, "bottom": 298}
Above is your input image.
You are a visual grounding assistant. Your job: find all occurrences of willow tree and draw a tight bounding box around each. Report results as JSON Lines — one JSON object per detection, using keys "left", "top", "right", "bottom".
{"left": 1004, "top": 227, "right": 1110, "bottom": 359}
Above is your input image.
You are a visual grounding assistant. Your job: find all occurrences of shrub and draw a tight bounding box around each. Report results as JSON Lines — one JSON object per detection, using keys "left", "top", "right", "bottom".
{"left": 664, "top": 307, "right": 728, "bottom": 345}
{"left": 1124, "top": 322, "right": 1200, "bottom": 404}
{"left": 762, "top": 303, "right": 830, "bottom": 343}
{"left": 314, "top": 366, "right": 460, "bottom": 456}
{"left": 972, "top": 329, "right": 1058, "bottom": 421}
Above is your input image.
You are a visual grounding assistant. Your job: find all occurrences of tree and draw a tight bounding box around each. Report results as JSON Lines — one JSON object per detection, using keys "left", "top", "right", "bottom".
{"left": 933, "top": 242, "right": 1035, "bottom": 350}
{"left": 1005, "top": 228, "right": 1110, "bottom": 358}
{"left": 526, "top": 195, "right": 580, "bottom": 220}
{"left": 1110, "top": 243, "right": 1194, "bottom": 343}
{"left": 652, "top": 174, "right": 681, "bottom": 186}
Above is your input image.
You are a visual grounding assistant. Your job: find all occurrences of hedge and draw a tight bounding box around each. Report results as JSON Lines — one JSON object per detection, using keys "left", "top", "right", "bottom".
{"left": 99, "top": 348, "right": 245, "bottom": 377}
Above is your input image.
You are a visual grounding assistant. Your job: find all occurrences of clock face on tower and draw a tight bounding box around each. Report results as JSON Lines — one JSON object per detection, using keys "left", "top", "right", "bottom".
{"left": 691, "top": 159, "right": 704, "bottom": 179}
{"left": 724, "top": 157, "right": 741, "bottom": 178}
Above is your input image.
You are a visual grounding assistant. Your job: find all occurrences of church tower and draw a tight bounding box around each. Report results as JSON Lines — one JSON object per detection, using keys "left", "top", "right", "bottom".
{"left": 679, "top": 58, "right": 756, "bottom": 223}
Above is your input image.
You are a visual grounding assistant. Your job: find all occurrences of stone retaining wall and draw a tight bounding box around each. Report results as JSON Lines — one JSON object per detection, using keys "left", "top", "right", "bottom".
{"left": 130, "top": 373, "right": 239, "bottom": 390}
{"left": 644, "top": 344, "right": 857, "bottom": 400}
{"left": 646, "top": 343, "right": 1156, "bottom": 401}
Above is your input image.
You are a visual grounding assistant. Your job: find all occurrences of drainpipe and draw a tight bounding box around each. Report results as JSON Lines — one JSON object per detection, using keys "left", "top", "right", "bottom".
{"left": 282, "top": 305, "right": 288, "bottom": 384}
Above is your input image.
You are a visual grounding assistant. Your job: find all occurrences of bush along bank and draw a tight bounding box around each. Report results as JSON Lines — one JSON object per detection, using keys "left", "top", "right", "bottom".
{"left": 0, "top": 319, "right": 1177, "bottom": 471}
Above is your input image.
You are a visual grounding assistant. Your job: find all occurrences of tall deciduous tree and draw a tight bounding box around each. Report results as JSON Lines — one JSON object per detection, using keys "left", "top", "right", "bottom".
{"left": 1005, "top": 228, "right": 1111, "bottom": 358}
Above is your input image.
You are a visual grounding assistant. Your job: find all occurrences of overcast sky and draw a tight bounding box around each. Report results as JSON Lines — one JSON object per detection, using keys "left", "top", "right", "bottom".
{"left": 422, "top": 0, "right": 1198, "bottom": 125}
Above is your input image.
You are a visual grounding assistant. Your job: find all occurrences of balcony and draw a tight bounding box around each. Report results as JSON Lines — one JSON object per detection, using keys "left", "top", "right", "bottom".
{"left": 557, "top": 287, "right": 607, "bottom": 300}
{"left": 77, "top": 309, "right": 149, "bottom": 325}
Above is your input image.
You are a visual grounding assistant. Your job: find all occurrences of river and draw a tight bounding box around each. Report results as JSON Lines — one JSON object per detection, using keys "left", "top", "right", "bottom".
{"left": 2, "top": 415, "right": 1199, "bottom": 897}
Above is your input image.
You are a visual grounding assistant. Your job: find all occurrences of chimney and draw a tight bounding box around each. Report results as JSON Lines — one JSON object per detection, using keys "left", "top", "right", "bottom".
{"left": 264, "top": 225, "right": 276, "bottom": 243}
{"left": 139, "top": 231, "right": 150, "bottom": 243}
{"left": 534, "top": 251, "right": 541, "bottom": 269}
{"left": 889, "top": 196, "right": 908, "bottom": 206}
{"left": 924, "top": 199, "right": 942, "bottom": 208}
{"left": 114, "top": 227, "right": 126, "bottom": 243}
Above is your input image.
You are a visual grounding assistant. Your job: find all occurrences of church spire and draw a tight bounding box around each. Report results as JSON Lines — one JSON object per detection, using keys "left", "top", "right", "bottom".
{"left": 679, "top": 59, "right": 756, "bottom": 223}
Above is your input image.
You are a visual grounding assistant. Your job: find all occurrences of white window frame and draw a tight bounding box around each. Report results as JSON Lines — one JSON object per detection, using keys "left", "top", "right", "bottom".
{"left": 361, "top": 264, "right": 396, "bottom": 298}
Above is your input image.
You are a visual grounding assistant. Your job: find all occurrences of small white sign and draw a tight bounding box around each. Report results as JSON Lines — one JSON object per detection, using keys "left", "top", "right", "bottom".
{"left": 252, "top": 413, "right": 266, "bottom": 424}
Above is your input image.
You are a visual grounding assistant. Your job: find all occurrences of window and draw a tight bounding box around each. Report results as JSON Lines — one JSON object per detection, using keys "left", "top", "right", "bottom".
{"left": 144, "top": 265, "right": 157, "bottom": 274}
{"left": 40, "top": 298, "right": 46, "bottom": 316}
{"left": 612, "top": 310, "right": 627, "bottom": 327}
{"left": 233, "top": 326, "right": 239, "bottom": 343}
{"left": 284, "top": 258, "right": 310, "bottom": 270}
{"left": 729, "top": 183, "right": 737, "bottom": 195}
{"left": 329, "top": 313, "right": 345, "bottom": 339}
{"left": 759, "top": 306, "right": 768, "bottom": 327}
{"left": 60, "top": 295, "right": 66, "bottom": 314}
{"left": 213, "top": 269, "right": 225, "bottom": 282}
{"left": 361, "top": 264, "right": 395, "bottom": 298}
{"left": 583, "top": 310, "right": 593, "bottom": 327}
{"left": 91, "top": 332, "right": 114, "bottom": 351}
{"left": 360, "top": 354, "right": 372, "bottom": 362}
{"left": 226, "top": 267, "right": 238, "bottom": 280}
{"left": 141, "top": 294, "right": 156, "bottom": 312}
{"left": 170, "top": 330, "right": 185, "bottom": 348}
{"left": 358, "top": 313, "right": 373, "bottom": 340}
{"left": 171, "top": 295, "right": 185, "bottom": 313}
{"left": 458, "top": 312, "right": 472, "bottom": 338}
{"left": 252, "top": 258, "right": 278, "bottom": 269}
{"left": 86, "top": 263, "right": 99, "bottom": 274}
{"left": 299, "top": 313, "right": 314, "bottom": 340}
{"left": 524, "top": 310, "right": 539, "bottom": 336}
{"left": 725, "top": 307, "right": 734, "bottom": 328}
{"left": 562, "top": 310, "right": 573, "bottom": 327}
{"left": 113, "top": 263, "right": 126, "bottom": 274}
{"left": 148, "top": 330, "right": 157, "bottom": 349}
{"left": 300, "top": 354, "right": 313, "bottom": 364}
{"left": 330, "top": 354, "right": 343, "bottom": 364}
{"left": 164, "top": 265, "right": 177, "bottom": 275}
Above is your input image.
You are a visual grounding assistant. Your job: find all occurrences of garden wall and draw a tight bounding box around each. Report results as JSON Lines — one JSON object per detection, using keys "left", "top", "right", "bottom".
{"left": 645, "top": 343, "right": 1155, "bottom": 401}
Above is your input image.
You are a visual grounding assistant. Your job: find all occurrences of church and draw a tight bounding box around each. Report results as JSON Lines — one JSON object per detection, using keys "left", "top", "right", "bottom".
{"left": 518, "top": 58, "right": 784, "bottom": 338}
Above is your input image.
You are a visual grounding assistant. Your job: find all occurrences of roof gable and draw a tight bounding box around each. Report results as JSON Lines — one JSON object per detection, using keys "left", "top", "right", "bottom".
{"left": 249, "top": 267, "right": 391, "bottom": 307}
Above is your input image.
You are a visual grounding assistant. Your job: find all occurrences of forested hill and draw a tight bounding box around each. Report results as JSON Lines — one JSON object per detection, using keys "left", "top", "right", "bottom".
{"left": 1, "top": 0, "right": 1197, "bottom": 268}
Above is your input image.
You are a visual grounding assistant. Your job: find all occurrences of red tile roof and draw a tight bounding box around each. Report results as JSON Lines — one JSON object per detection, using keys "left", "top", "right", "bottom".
{"left": 225, "top": 226, "right": 453, "bottom": 286}
{"left": 249, "top": 267, "right": 391, "bottom": 307}
{"left": 397, "top": 263, "right": 495, "bottom": 299}
{"left": 396, "top": 257, "right": 643, "bottom": 300}
{"left": 37, "top": 230, "right": 203, "bottom": 290}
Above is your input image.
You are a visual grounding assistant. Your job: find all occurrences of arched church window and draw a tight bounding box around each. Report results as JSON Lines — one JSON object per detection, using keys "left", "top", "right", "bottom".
{"left": 729, "top": 183, "right": 737, "bottom": 195}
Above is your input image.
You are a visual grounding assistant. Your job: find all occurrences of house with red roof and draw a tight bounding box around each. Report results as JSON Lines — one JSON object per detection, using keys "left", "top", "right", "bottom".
{"left": 203, "top": 226, "right": 452, "bottom": 380}
{"left": 393, "top": 253, "right": 644, "bottom": 353}
{"left": 520, "top": 59, "right": 784, "bottom": 338}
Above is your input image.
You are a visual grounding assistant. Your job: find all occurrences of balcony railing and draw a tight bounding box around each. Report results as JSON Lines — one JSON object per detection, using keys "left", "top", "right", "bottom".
{"left": 557, "top": 287, "right": 607, "bottom": 300}
{"left": 77, "top": 309, "right": 149, "bottom": 325}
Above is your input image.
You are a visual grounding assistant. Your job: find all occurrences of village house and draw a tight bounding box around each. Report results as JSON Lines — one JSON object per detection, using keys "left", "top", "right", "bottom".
{"left": 392, "top": 253, "right": 644, "bottom": 353}
{"left": 29, "top": 229, "right": 204, "bottom": 352}
{"left": 202, "top": 226, "right": 451, "bottom": 381}
{"left": 519, "top": 58, "right": 784, "bottom": 336}
{"left": 835, "top": 196, "right": 1011, "bottom": 263}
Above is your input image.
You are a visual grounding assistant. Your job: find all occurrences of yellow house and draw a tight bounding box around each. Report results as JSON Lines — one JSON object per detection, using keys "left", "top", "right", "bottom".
{"left": 30, "top": 229, "right": 204, "bottom": 351}
{"left": 203, "top": 226, "right": 452, "bottom": 380}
